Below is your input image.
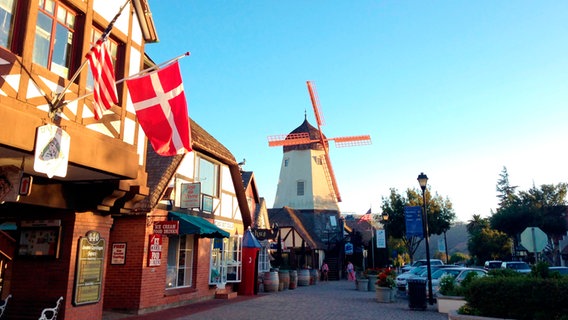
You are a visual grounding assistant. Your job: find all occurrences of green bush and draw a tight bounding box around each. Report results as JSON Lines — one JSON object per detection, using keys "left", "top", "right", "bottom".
{"left": 464, "top": 276, "right": 568, "bottom": 320}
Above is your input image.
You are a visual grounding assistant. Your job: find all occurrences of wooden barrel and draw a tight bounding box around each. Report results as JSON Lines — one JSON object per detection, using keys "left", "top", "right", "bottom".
{"left": 298, "top": 269, "right": 310, "bottom": 286}
{"left": 289, "top": 270, "right": 298, "bottom": 290}
{"left": 264, "top": 271, "right": 279, "bottom": 292}
{"left": 310, "top": 269, "right": 319, "bottom": 285}
{"left": 278, "top": 270, "right": 290, "bottom": 291}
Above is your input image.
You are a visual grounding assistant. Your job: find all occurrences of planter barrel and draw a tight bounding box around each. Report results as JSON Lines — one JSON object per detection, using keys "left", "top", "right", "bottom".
{"left": 263, "top": 271, "right": 279, "bottom": 292}
{"left": 289, "top": 270, "right": 297, "bottom": 289}
{"left": 356, "top": 279, "right": 369, "bottom": 291}
{"left": 298, "top": 269, "right": 310, "bottom": 286}
{"left": 367, "top": 275, "right": 378, "bottom": 291}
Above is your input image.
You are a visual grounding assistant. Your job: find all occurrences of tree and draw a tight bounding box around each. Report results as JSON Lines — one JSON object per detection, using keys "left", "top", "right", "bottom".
{"left": 467, "top": 227, "right": 512, "bottom": 264}
{"left": 496, "top": 166, "right": 518, "bottom": 208}
{"left": 381, "top": 187, "right": 456, "bottom": 262}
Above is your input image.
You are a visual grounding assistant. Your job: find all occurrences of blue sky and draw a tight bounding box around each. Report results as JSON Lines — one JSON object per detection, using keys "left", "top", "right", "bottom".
{"left": 145, "top": 1, "right": 568, "bottom": 223}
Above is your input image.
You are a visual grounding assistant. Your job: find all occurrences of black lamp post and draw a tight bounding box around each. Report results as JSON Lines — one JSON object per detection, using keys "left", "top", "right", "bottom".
{"left": 418, "top": 172, "right": 434, "bottom": 305}
{"left": 381, "top": 213, "right": 389, "bottom": 266}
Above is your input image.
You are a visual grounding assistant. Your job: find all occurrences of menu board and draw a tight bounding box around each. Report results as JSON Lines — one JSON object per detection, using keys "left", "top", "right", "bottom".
{"left": 74, "top": 230, "right": 105, "bottom": 306}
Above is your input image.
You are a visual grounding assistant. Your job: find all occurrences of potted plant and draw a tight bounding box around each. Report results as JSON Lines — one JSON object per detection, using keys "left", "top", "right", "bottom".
{"left": 375, "top": 268, "right": 396, "bottom": 302}
{"left": 356, "top": 272, "right": 369, "bottom": 291}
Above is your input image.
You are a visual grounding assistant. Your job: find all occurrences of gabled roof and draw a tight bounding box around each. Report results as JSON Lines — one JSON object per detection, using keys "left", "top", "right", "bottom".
{"left": 135, "top": 119, "right": 251, "bottom": 227}
{"left": 268, "top": 207, "right": 340, "bottom": 250}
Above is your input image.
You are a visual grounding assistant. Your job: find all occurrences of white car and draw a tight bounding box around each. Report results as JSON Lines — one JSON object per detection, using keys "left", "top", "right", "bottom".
{"left": 395, "top": 266, "right": 426, "bottom": 291}
{"left": 429, "top": 267, "right": 487, "bottom": 297}
{"left": 401, "top": 259, "right": 445, "bottom": 273}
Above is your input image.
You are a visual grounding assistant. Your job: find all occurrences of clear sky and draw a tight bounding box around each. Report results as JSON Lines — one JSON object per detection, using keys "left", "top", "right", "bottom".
{"left": 145, "top": 1, "right": 568, "bottom": 223}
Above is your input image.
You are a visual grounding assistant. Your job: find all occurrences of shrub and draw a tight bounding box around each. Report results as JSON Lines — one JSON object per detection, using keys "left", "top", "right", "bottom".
{"left": 464, "top": 276, "right": 568, "bottom": 320}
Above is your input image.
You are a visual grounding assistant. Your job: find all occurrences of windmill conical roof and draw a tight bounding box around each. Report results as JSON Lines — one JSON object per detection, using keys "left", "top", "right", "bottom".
{"left": 283, "top": 118, "right": 327, "bottom": 152}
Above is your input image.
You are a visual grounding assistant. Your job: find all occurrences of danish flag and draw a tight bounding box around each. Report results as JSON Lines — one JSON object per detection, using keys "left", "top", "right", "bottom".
{"left": 126, "top": 61, "right": 192, "bottom": 156}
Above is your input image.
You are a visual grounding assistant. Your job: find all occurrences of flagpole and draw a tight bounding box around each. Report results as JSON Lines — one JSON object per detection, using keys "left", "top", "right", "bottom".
{"left": 49, "top": 0, "right": 132, "bottom": 118}
{"left": 60, "top": 52, "right": 191, "bottom": 107}
{"left": 117, "top": 51, "right": 191, "bottom": 84}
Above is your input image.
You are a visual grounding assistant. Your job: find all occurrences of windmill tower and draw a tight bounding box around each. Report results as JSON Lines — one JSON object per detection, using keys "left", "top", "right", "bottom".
{"left": 268, "top": 81, "right": 371, "bottom": 211}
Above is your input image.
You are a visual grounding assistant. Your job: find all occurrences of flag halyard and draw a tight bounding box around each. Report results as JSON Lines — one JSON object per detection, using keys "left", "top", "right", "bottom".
{"left": 86, "top": 39, "right": 118, "bottom": 120}
{"left": 126, "top": 61, "right": 192, "bottom": 156}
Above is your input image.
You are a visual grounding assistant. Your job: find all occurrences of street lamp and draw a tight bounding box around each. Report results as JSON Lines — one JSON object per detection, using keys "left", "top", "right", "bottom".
{"left": 381, "top": 213, "right": 389, "bottom": 267}
{"left": 417, "top": 172, "right": 434, "bottom": 305}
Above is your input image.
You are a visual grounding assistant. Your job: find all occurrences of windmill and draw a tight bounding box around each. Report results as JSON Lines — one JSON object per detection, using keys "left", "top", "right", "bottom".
{"left": 268, "top": 81, "right": 371, "bottom": 207}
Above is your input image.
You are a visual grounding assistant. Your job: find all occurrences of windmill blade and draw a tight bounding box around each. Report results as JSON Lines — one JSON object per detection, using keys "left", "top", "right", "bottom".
{"left": 330, "top": 135, "right": 372, "bottom": 148}
{"left": 267, "top": 132, "right": 311, "bottom": 147}
{"left": 322, "top": 151, "right": 342, "bottom": 202}
{"left": 306, "top": 81, "right": 325, "bottom": 126}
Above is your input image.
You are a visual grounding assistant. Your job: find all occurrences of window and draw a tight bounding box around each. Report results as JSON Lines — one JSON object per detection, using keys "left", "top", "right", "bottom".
{"left": 86, "top": 28, "right": 119, "bottom": 89}
{"left": 258, "top": 242, "right": 270, "bottom": 273}
{"left": 166, "top": 235, "right": 195, "bottom": 289}
{"left": 209, "top": 235, "right": 242, "bottom": 284}
{"left": 0, "top": 0, "right": 17, "bottom": 48}
{"left": 198, "top": 157, "right": 219, "bottom": 197}
{"left": 314, "top": 156, "right": 323, "bottom": 165}
{"left": 297, "top": 181, "right": 305, "bottom": 196}
{"left": 33, "top": 0, "right": 76, "bottom": 78}
{"left": 284, "top": 158, "right": 289, "bottom": 167}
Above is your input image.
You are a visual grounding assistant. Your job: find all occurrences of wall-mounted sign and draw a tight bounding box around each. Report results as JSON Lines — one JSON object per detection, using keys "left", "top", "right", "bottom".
{"left": 18, "top": 219, "right": 62, "bottom": 258}
{"left": 148, "top": 234, "right": 163, "bottom": 267}
{"left": 376, "top": 229, "right": 386, "bottom": 249}
{"left": 34, "top": 124, "right": 70, "bottom": 178}
{"left": 180, "top": 182, "right": 200, "bottom": 208}
{"left": 111, "top": 242, "right": 127, "bottom": 265}
{"left": 74, "top": 230, "right": 105, "bottom": 306}
{"left": 153, "top": 221, "right": 179, "bottom": 235}
{"left": 202, "top": 194, "right": 213, "bottom": 212}
{"left": 345, "top": 242, "right": 354, "bottom": 255}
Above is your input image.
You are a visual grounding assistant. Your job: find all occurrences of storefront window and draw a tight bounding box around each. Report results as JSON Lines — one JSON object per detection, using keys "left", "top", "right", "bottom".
{"left": 166, "top": 235, "right": 195, "bottom": 289}
{"left": 0, "top": 0, "right": 17, "bottom": 48}
{"left": 258, "top": 242, "right": 270, "bottom": 273}
{"left": 33, "top": 0, "right": 76, "bottom": 78}
{"left": 209, "top": 235, "right": 242, "bottom": 284}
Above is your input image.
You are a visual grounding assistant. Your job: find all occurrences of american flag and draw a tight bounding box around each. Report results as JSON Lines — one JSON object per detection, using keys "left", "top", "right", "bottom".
{"left": 86, "top": 39, "right": 118, "bottom": 120}
{"left": 360, "top": 208, "right": 373, "bottom": 221}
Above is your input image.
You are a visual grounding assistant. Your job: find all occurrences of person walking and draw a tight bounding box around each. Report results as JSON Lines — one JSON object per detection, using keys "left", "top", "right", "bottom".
{"left": 321, "top": 261, "right": 329, "bottom": 281}
{"left": 346, "top": 261, "right": 355, "bottom": 281}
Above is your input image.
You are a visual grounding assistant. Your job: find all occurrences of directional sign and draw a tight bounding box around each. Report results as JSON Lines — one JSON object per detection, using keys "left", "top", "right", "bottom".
{"left": 520, "top": 227, "right": 547, "bottom": 253}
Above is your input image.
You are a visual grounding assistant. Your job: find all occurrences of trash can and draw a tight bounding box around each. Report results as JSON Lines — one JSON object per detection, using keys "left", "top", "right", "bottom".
{"left": 407, "top": 278, "right": 427, "bottom": 310}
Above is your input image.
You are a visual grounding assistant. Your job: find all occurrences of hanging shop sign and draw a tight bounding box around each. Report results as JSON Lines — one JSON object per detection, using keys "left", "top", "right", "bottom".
{"left": 153, "top": 221, "right": 179, "bottom": 235}
{"left": 180, "top": 182, "right": 201, "bottom": 208}
{"left": 74, "top": 230, "right": 105, "bottom": 306}
{"left": 345, "top": 242, "right": 354, "bottom": 255}
{"left": 34, "top": 124, "right": 70, "bottom": 178}
{"left": 148, "top": 234, "right": 163, "bottom": 267}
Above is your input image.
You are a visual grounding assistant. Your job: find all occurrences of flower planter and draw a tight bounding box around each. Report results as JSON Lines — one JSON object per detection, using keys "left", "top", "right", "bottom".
{"left": 356, "top": 279, "right": 369, "bottom": 291}
{"left": 375, "top": 286, "right": 396, "bottom": 303}
{"left": 437, "top": 295, "right": 466, "bottom": 314}
{"left": 367, "top": 275, "right": 378, "bottom": 291}
{"left": 448, "top": 310, "right": 516, "bottom": 320}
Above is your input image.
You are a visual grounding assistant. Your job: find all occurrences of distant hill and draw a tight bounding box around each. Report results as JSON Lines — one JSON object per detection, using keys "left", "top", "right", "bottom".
{"left": 413, "top": 222, "right": 469, "bottom": 261}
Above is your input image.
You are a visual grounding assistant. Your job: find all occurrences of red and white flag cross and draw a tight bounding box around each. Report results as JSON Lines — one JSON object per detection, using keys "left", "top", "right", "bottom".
{"left": 126, "top": 61, "right": 192, "bottom": 156}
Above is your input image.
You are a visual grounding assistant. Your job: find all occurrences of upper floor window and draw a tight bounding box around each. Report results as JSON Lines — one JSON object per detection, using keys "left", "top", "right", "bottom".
{"left": 0, "top": 0, "right": 17, "bottom": 48}
{"left": 33, "top": 0, "right": 76, "bottom": 78}
{"left": 297, "top": 180, "right": 305, "bottom": 196}
{"left": 284, "top": 158, "right": 289, "bottom": 167}
{"left": 198, "top": 157, "right": 219, "bottom": 197}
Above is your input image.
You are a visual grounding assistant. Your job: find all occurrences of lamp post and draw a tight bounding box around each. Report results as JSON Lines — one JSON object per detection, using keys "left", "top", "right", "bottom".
{"left": 381, "top": 212, "right": 389, "bottom": 267}
{"left": 418, "top": 172, "right": 434, "bottom": 305}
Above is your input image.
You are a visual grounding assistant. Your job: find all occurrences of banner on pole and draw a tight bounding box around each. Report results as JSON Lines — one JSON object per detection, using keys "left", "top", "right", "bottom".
{"left": 376, "top": 229, "right": 386, "bottom": 249}
{"left": 404, "top": 206, "right": 423, "bottom": 238}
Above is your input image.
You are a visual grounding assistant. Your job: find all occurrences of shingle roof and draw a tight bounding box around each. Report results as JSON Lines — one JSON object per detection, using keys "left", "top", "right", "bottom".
{"left": 135, "top": 119, "right": 251, "bottom": 227}
{"left": 267, "top": 207, "right": 340, "bottom": 250}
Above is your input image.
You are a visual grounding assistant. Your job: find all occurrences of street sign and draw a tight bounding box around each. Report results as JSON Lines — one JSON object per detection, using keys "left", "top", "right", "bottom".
{"left": 520, "top": 227, "right": 547, "bottom": 253}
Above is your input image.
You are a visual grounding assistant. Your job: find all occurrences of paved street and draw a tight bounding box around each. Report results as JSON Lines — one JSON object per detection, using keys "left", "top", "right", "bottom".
{"left": 106, "top": 280, "right": 447, "bottom": 320}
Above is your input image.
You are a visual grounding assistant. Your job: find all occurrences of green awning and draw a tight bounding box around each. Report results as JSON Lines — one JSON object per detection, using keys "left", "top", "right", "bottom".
{"left": 168, "top": 211, "right": 229, "bottom": 238}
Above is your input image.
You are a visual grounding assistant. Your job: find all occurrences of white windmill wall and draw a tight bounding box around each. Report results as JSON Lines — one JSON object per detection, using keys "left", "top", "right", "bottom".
{"left": 273, "top": 149, "right": 339, "bottom": 211}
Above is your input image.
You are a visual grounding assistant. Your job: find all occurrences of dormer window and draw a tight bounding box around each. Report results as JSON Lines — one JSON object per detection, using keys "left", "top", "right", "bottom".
{"left": 0, "top": 0, "right": 17, "bottom": 49}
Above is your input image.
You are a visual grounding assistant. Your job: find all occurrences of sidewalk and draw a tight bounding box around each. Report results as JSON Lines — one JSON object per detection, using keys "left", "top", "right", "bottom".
{"left": 104, "top": 280, "right": 447, "bottom": 320}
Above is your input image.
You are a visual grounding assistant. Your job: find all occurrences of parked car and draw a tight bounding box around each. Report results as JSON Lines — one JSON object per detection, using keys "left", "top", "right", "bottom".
{"left": 401, "top": 259, "right": 445, "bottom": 273}
{"left": 548, "top": 266, "right": 568, "bottom": 275}
{"left": 432, "top": 267, "right": 487, "bottom": 296}
{"left": 403, "top": 265, "right": 460, "bottom": 294}
{"left": 396, "top": 266, "right": 425, "bottom": 291}
{"left": 483, "top": 260, "right": 502, "bottom": 270}
{"left": 501, "top": 261, "right": 531, "bottom": 273}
